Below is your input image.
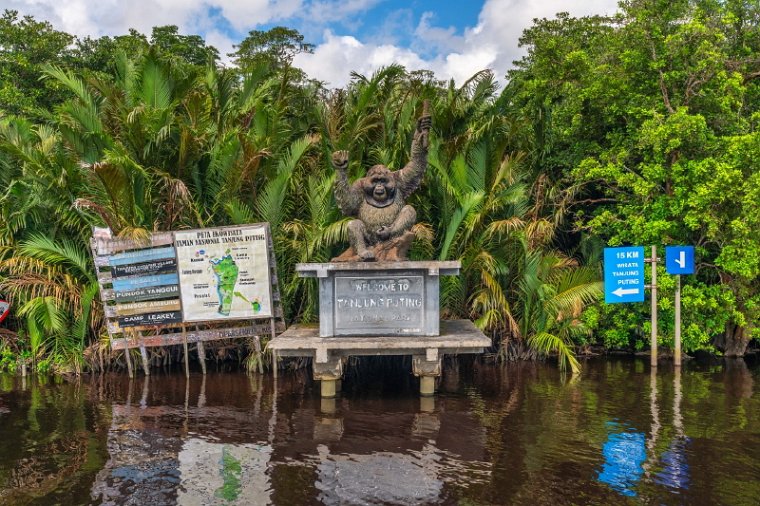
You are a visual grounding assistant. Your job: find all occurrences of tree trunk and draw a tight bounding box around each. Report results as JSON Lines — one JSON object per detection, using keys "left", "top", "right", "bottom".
{"left": 716, "top": 324, "right": 750, "bottom": 357}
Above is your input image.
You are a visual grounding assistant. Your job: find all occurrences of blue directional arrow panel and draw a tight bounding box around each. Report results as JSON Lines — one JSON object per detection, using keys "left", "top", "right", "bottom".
{"left": 665, "top": 246, "right": 695, "bottom": 275}
{"left": 604, "top": 247, "right": 645, "bottom": 304}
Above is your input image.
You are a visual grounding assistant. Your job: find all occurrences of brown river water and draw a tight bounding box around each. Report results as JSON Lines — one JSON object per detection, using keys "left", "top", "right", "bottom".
{"left": 0, "top": 357, "right": 758, "bottom": 505}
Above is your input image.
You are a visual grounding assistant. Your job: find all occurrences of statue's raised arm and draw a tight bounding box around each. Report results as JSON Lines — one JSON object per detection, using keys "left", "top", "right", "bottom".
{"left": 396, "top": 100, "right": 431, "bottom": 198}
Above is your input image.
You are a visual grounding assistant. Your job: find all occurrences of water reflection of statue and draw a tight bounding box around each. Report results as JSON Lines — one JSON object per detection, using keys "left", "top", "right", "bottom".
{"left": 331, "top": 101, "right": 431, "bottom": 262}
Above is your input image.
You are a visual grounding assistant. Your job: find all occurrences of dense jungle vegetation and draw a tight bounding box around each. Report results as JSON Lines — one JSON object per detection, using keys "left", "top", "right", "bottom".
{"left": 0, "top": 0, "right": 759, "bottom": 375}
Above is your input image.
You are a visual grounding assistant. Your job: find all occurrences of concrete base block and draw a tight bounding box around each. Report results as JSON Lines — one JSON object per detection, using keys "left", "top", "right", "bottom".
{"left": 419, "top": 376, "right": 436, "bottom": 396}
{"left": 321, "top": 379, "right": 337, "bottom": 398}
{"left": 313, "top": 357, "right": 343, "bottom": 381}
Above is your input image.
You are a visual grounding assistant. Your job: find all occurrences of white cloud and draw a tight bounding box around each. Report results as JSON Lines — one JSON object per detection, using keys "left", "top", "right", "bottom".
{"left": 212, "top": 0, "right": 303, "bottom": 32}
{"left": 293, "top": 30, "right": 427, "bottom": 84}
{"left": 1, "top": 0, "right": 382, "bottom": 37}
{"left": 295, "top": 0, "right": 620, "bottom": 88}
{"left": 304, "top": 0, "right": 382, "bottom": 25}
{"left": 3, "top": 0, "right": 208, "bottom": 37}
{"left": 4, "top": 0, "right": 620, "bottom": 87}
{"left": 413, "top": 12, "right": 463, "bottom": 55}
{"left": 464, "top": 0, "right": 620, "bottom": 78}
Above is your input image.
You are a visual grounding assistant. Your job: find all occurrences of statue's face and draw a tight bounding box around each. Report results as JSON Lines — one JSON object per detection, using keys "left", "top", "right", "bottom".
{"left": 363, "top": 166, "right": 396, "bottom": 207}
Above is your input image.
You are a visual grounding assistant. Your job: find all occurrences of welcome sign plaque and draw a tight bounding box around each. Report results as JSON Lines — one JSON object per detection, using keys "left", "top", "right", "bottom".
{"left": 334, "top": 275, "right": 425, "bottom": 334}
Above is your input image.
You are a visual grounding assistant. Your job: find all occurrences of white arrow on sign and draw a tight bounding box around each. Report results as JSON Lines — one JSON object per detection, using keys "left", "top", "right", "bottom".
{"left": 675, "top": 251, "right": 686, "bottom": 268}
{"left": 613, "top": 287, "right": 640, "bottom": 297}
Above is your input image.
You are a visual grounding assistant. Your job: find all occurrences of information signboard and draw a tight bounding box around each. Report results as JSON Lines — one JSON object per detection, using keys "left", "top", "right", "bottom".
{"left": 174, "top": 224, "right": 273, "bottom": 322}
{"left": 91, "top": 223, "right": 283, "bottom": 366}
{"left": 604, "top": 246, "right": 645, "bottom": 304}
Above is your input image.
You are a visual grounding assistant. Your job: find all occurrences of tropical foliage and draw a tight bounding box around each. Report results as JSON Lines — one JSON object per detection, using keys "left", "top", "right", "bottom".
{"left": 506, "top": 0, "right": 760, "bottom": 356}
{"left": 2, "top": 0, "right": 758, "bottom": 375}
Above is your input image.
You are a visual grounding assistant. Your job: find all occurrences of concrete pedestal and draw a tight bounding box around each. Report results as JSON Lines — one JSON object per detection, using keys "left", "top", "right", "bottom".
{"left": 268, "top": 319, "right": 490, "bottom": 397}
{"left": 296, "top": 261, "right": 460, "bottom": 337}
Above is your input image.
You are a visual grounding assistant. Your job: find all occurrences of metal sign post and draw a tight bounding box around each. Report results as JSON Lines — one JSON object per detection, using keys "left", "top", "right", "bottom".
{"left": 674, "top": 275, "right": 681, "bottom": 367}
{"left": 649, "top": 246, "right": 658, "bottom": 368}
{"left": 665, "top": 246, "right": 695, "bottom": 368}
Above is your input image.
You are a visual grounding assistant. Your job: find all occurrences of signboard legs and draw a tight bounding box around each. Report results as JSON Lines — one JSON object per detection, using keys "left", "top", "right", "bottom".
{"left": 140, "top": 345, "right": 150, "bottom": 376}
{"left": 182, "top": 324, "right": 190, "bottom": 379}
{"left": 674, "top": 275, "right": 682, "bottom": 367}
{"left": 125, "top": 346, "right": 134, "bottom": 378}
{"left": 197, "top": 339, "right": 207, "bottom": 375}
{"left": 649, "top": 246, "right": 658, "bottom": 368}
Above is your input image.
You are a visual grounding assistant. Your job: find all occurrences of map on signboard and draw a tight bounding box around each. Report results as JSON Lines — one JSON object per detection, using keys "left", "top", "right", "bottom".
{"left": 175, "top": 225, "right": 273, "bottom": 322}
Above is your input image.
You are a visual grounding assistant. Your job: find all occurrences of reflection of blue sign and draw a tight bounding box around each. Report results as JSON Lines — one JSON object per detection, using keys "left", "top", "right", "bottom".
{"left": 655, "top": 437, "right": 691, "bottom": 490}
{"left": 598, "top": 423, "right": 646, "bottom": 497}
{"left": 604, "top": 247, "right": 645, "bottom": 303}
{"left": 665, "top": 246, "right": 695, "bottom": 275}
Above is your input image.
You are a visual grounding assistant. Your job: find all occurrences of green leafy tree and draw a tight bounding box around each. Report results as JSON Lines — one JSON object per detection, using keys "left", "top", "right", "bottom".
{"left": 0, "top": 10, "right": 74, "bottom": 117}
{"left": 509, "top": 1, "right": 760, "bottom": 356}
{"left": 230, "top": 26, "right": 314, "bottom": 71}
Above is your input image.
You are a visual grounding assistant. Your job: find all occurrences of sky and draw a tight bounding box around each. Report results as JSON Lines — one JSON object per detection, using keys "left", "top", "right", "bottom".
{"left": 1, "top": 0, "right": 620, "bottom": 87}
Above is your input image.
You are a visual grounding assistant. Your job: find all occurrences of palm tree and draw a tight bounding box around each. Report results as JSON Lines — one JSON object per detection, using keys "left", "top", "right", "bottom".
{"left": 0, "top": 235, "right": 100, "bottom": 374}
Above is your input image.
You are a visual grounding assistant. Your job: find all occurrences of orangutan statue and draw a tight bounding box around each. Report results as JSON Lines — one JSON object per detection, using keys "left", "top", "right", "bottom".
{"left": 331, "top": 101, "right": 431, "bottom": 262}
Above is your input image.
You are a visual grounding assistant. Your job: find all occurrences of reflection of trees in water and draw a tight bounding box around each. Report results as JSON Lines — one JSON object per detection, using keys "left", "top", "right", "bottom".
{"left": 3, "top": 437, "right": 89, "bottom": 503}
{"left": 0, "top": 377, "right": 110, "bottom": 505}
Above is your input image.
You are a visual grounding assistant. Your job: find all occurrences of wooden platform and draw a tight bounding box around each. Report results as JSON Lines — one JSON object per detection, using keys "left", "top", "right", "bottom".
{"left": 268, "top": 319, "right": 490, "bottom": 361}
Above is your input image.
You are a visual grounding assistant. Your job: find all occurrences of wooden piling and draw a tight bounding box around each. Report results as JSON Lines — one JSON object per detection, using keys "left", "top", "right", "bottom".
{"left": 182, "top": 325, "right": 190, "bottom": 378}
{"left": 140, "top": 345, "right": 150, "bottom": 376}
{"left": 125, "top": 349, "right": 134, "bottom": 378}
{"left": 197, "top": 341, "right": 207, "bottom": 375}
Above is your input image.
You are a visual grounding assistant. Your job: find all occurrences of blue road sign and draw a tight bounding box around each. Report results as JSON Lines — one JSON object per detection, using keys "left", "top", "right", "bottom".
{"left": 665, "top": 246, "right": 695, "bottom": 275}
{"left": 604, "top": 246, "right": 645, "bottom": 304}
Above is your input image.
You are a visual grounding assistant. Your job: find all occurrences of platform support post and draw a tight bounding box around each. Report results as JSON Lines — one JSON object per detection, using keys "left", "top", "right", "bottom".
{"left": 413, "top": 350, "right": 442, "bottom": 397}
{"left": 313, "top": 350, "right": 343, "bottom": 398}
{"left": 125, "top": 348, "right": 134, "bottom": 378}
